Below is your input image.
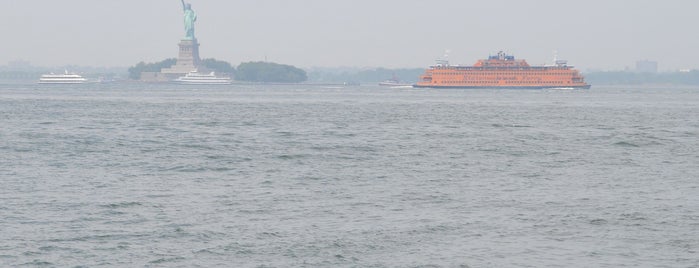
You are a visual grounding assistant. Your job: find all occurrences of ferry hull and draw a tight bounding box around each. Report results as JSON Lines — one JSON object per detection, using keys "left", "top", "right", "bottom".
{"left": 173, "top": 80, "right": 232, "bottom": 85}
{"left": 412, "top": 84, "right": 591, "bottom": 89}
{"left": 38, "top": 81, "right": 86, "bottom": 84}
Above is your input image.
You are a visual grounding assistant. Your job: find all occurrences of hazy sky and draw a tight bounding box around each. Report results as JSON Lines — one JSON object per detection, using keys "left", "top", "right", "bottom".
{"left": 3, "top": 0, "right": 698, "bottom": 71}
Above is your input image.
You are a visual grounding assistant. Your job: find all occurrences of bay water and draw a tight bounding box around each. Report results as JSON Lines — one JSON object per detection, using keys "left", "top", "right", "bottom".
{"left": 1, "top": 84, "right": 697, "bottom": 267}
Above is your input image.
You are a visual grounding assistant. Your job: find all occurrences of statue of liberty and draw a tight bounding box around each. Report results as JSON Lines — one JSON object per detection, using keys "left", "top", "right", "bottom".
{"left": 181, "top": 0, "right": 197, "bottom": 40}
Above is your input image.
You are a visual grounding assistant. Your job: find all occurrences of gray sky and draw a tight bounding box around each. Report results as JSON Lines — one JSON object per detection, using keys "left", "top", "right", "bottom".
{"left": 3, "top": 0, "right": 698, "bottom": 71}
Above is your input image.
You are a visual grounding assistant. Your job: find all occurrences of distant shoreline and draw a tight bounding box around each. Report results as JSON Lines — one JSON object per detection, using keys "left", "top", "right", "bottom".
{"left": 3, "top": 69, "right": 699, "bottom": 86}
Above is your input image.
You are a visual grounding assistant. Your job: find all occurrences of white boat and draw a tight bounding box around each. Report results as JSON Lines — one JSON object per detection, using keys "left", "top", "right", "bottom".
{"left": 378, "top": 80, "right": 412, "bottom": 87}
{"left": 173, "top": 70, "right": 232, "bottom": 85}
{"left": 378, "top": 74, "right": 411, "bottom": 87}
{"left": 38, "top": 70, "right": 87, "bottom": 84}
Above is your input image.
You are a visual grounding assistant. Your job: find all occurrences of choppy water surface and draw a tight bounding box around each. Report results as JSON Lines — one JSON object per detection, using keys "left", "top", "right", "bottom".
{"left": 1, "top": 84, "right": 698, "bottom": 267}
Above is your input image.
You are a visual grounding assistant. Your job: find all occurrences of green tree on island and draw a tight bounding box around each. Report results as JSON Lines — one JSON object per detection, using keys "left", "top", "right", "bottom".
{"left": 201, "top": 58, "right": 236, "bottom": 75}
{"left": 236, "top": 62, "right": 307, "bottom": 83}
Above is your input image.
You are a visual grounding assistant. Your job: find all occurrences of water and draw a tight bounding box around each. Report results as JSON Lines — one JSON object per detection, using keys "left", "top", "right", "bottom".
{"left": 1, "top": 84, "right": 698, "bottom": 267}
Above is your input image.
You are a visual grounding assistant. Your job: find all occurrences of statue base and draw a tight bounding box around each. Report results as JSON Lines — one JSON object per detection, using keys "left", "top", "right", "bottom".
{"left": 160, "top": 39, "right": 205, "bottom": 76}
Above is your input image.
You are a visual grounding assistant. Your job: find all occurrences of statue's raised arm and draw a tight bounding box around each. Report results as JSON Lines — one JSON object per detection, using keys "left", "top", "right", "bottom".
{"left": 181, "top": 0, "right": 186, "bottom": 11}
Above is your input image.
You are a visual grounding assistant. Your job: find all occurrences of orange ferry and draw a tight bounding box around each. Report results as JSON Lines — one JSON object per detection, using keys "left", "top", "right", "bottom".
{"left": 414, "top": 51, "right": 590, "bottom": 89}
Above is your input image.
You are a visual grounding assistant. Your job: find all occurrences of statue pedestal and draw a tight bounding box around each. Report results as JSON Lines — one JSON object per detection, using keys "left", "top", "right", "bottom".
{"left": 161, "top": 39, "right": 205, "bottom": 76}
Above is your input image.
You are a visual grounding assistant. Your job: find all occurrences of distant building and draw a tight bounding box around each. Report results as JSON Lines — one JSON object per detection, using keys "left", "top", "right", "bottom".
{"left": 636, "top": 60, "right": 658, "bottom": 73}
